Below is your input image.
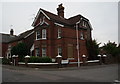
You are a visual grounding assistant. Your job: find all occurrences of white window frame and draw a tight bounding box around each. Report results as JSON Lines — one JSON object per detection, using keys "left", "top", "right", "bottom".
{"left": 42, "top": 29, "right": 46, "bottom": 39}
{"left": 58, "top": 28, "right": 62, "bottom": 39}
{"left": 36, "top": 31, "right": 41, "bottom": 40}
{"left": 35, "top": 48, "right": 40, "bottom": 57}
{"left": 58, "top": 47, "right": 62, "bottom": 56}
{"left": 42, "top": 47, "right": 46, "bottom": 57}
{"left": 80, "top": 32, "right": 84, "bottom": 40}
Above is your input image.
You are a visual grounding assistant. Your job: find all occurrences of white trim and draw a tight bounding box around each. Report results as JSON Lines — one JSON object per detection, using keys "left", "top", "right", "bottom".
{"left": 57, "top": 37, "right": 61, "bottom": 39}
{"left": 24, "top": 31, "right": 34, "bottom": 39}
{"left": 18, "top": 62, "right": 58, "bottom": 65}
{"left": 42, "top": 29, "right": 47, "bottom": 39}
{"left": 34, "top": 21, "right": 49, "bottom": 28}
{"left": 54, "top": 22, "right": 64, "bottom": 27}
{"left": 69, "top": 62, "right": 83, "bottom": 64}
{"left": 42, "top": 47, "right": 46, "bottom": 57}
{"left": 40, "top": 10, "right": 50, "bottom": 20}
{"left": 87, "top": 60, "right": 99, "bottom": 63}
{"left": 0, "top": 57, "right": 3, "bottom": 59}
{"left": 88, "top": 21, "right": 93, "bottom": 30}
{"left": 57, "top": 28, "right": 62, "bottom": 39}
{"left": 40, "top": 20, "right": 49, "bottom": 26}
{"left": 34, "top": 23, "right": 41, "bottom": 28}
{"left": 32, "top": 9, "right": 50, "bottom": 27}
{"left": 36, "top": 31, "right": 41, "bottom": 40}
{"left": 28, "top": 63, "right": 58, "bottom": 65}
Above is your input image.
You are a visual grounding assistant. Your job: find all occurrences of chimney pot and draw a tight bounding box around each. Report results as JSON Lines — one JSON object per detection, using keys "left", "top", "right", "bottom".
{"left": 57, "top": 4, "right": 64, "bottom": 18}
{"left": 10, "top": 29, "right": 14, "bottom": 35}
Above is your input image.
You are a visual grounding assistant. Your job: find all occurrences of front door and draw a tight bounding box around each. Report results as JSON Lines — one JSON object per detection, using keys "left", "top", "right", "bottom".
{"left": 67, "top": 46, "right": 73, "bottom": 58}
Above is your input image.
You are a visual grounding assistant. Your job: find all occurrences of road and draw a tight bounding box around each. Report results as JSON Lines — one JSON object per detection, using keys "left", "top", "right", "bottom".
{"left": 2, "top": 64, "right": 118, "bottom": 82}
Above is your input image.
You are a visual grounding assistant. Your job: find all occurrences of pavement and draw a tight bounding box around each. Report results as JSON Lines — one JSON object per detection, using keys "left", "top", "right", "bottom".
{"left": 2, "top": 64, "right": 119, "bottom": 83}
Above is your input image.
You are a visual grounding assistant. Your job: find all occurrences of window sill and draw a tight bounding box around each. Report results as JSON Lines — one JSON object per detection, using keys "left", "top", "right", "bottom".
{"left": 42, "top": 38, "right": 47, "bottom": 40}
{"left": 57, "top": 37, "right": 62, "bottom": 39}
{"left": 36, "top": 38, "right": 47, "bottom": 40}
{"left": 67, "top": 58, "right": 74, "bottom": 60}
{"left": 80, "top": 38, "right": 84, "bottom": 40}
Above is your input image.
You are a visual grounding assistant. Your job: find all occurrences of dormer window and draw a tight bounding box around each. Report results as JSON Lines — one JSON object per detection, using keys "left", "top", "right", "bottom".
{"left": 36, "top": 31, "right": 40, "bottom": 40}
{"left": 83, "top": 21, "right": 87, "bottom": 27}
{"left": 42, "top": 29, "right": 46, "bottom": 39}
{"left": 58, "top": 28, "right": 61, "bottom": 38}
{"left": 80, "top": 32, "right": 84, "bottom": 40}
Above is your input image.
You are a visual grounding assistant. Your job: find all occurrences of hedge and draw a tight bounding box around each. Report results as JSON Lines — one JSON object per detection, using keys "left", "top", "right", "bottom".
{"left": 28, "top": 56, "right": 52, "bottom": 63}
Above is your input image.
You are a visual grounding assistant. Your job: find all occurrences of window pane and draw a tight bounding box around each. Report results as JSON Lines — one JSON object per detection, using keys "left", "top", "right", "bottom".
{"left": 42, "top": 47, "right": 46, "bottom": 57}
{"left": 80, "top": 32, "right": 84, "bottom": 40}
{"left": 36, "top": 31, "right": 40, "bottom": 40}
{"left": 42, "top": 29, "right": 46, "bottom": 39}
{"left": 35, "top": 48, "right": 40, "bottom": 56}
{"left": 58, "top": 47, "right": 62, "bottom": 56}
{"left": 58, "top": 28, "right": 61, "bottom": 38}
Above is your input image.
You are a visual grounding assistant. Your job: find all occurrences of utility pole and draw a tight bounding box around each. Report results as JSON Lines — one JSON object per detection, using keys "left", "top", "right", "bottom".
{"left": 76, "top": 22, "right": 80, "bottom": 68}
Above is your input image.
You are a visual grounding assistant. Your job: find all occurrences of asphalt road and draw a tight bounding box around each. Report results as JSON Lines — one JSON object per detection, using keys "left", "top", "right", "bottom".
{"left": 2, "top": 64, "right": 119, "bottom": 82}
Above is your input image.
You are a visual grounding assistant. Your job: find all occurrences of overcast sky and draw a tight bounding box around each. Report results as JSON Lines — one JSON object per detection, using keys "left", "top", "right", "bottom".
{"left": 0, "top": 1, "right": 119, "bottom": 46}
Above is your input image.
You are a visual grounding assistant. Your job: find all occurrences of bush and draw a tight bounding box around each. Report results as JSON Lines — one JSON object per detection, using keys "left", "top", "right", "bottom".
{"left": 40, "top": 57, "right": 52, "bottom": 63}
{"left": 2, "top": 58, "right": 10, "bottom": 64}
{"left": 28, "top": 56, "right": 52, "bottom": 63}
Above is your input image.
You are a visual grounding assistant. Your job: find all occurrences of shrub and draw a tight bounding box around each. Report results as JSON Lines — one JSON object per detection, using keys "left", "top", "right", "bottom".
{"left": 40, "top": 57, "right": 52, "bottom": 63}
{"left": 28, "top": 56, "right": 52, "bottom": 63}
{"left": 2, "top": 58, "right": 10, "bottom": 65}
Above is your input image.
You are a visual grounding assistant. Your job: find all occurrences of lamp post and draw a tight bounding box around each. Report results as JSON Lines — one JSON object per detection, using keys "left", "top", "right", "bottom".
{"left": 76, "top": 22, "right": 80, "bottom": 68}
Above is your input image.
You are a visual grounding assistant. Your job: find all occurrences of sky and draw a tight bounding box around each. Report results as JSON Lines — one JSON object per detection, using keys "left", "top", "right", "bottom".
{"left": 0, "top": 0, "right": 119, "bottom": 46}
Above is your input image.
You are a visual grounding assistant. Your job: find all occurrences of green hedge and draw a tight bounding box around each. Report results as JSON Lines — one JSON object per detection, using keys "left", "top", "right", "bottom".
{"left": 28, "top": 56, "right": 52, "bottom": 63}
{"left": 2, "top": 58, "right": 10, "bottom": 64}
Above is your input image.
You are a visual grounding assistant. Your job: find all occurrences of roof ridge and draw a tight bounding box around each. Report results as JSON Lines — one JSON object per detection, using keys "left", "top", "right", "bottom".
{"left": 18, "top": 28, "right": 34, "bottom": 36}
{"left": 40, "top": 8, "right": 67, "bottom": 20}
{"left": 67, "top": 14, "right": 81, "bottom": 20}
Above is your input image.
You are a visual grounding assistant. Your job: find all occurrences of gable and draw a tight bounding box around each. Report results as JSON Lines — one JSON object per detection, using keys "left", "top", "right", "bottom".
{"left": 32, "top": 8, "right": 92, "bottom": 30}
{"left": 32, "top": 9, "right": 50, "bottom": 27}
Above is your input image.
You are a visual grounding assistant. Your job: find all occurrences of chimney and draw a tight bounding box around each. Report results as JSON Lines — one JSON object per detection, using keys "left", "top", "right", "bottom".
{"left": 10, "top": 29, "right": 14, "bottom": 35}
{"left": 57, "top": 4, "right": 64, "bottom": 18}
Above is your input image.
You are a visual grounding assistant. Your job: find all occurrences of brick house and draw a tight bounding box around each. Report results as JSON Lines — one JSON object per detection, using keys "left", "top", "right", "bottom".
{"left": 1, "top": 4, "right": 93, "bottom": 63}
{"left": 32, "top": 4, "right": 92, "bottom": 62}
{"left": 1, "top": 29, "right": 35, "bottom": 59}
{"left": 0, "top": 29, "right": 17, "bottom": 58}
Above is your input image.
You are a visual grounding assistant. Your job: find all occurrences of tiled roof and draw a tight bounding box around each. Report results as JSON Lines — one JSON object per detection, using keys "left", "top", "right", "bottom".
{"left": 0, "top": 33, "right": 17, "bottom": 43}
{"left": 32, "top": 8, "right": 89, "bottom": 27}
{"left": 1, "top": 28, "right": 34, "bottom": 43}
{"left": 9, "top": 29, "right": 34, "bottom": 43}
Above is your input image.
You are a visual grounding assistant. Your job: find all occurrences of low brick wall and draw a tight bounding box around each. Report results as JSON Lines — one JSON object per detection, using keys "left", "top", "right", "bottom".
{"left": 68, "top": 60, "right": 100, "bottom": 67}
{"left": 18, "top": 62, "right": 58, "bottom": 68}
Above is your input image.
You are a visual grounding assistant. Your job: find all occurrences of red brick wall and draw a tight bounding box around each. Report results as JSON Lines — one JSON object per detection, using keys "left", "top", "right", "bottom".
{"left": 2, "top": 43, "right": 8, "bottom": 57}
{"left": 34, "top": 20, "right": 89, "bottom": 61}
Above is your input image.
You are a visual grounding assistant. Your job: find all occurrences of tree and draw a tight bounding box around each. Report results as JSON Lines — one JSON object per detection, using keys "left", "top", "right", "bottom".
{"left": 11, "top": 43, "right": 29, "bottom": 61}
{"left": 87, "top": 39, "right": 100, "bottom": 60}
{"left": 102, "top": 41, "right": 120, "bottom": 57}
